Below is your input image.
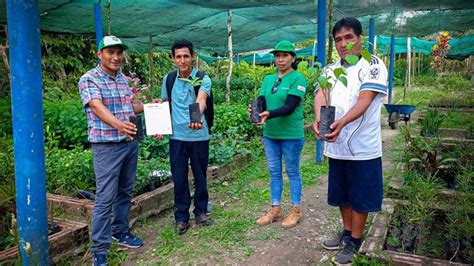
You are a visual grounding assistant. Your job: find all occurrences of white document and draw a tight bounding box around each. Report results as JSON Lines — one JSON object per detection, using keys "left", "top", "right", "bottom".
{"left": 143, "top": 102, "right": 173, "bottom": 135}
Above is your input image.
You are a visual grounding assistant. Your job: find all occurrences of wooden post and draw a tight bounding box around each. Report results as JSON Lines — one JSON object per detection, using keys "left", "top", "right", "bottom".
{"left": 407, "top": 37, "right": 411, "bottom": 88}
{"left": 326, "top": 0, "right": 334, "bottom": 64}
{"left": 374, "top": 35, "right": 377, "bottom": 52}
{"left": 0, "top": 25, "right": 10, "bottom": 89}
{"left": 225, "top": 10, "right": 233, "bottom": 103}
{"left": 471, "top": 55, "right": 474, "bottom": 86}
{"left": 412, "top": 47, "right": 416, "bottom": 79}
{"left": 148, "top": 36, "right": 154, "bottom": 89}
{"left": 418, "top": 51, "right": 422, "bottom": 76}
{"left": 196, "top": 53, "right": 199, "bottom": 70}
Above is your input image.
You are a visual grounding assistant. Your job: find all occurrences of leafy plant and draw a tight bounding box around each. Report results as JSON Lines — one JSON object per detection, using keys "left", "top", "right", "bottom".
{"left": 212, "top": 104, "right": 259, "bottom": 138}
{"left": 401, "top": 127, "right": 457, "bottom": 180}
{"left": 134, "top": 157, "right": 170, "bottom": 195}
{"left": 0, "top": 97, "right": 12, "bottom": 136}
{"left": 209, "top": 134, "right": 250, "bottom": 165}
{"left": 420, "top": 108, "right": 445, "bottom": 137}
{"left": 43, "top": 99, "right": 88, "bottom": 149}
{"left": 314, "top": 42, "right": 371, "bottom": 107}
{"left": 296, "top": 60, "right": 320, "bottom": 91}
{"left": 178, "top": 76, "right": 203, "bottom": 87}
{"left": 431, "top": 32, "right": 451, "bottom": 71}
{"left": 124, "top": 51, "right": 174, "bottom": 91}
{"left": 138, "top": 137, "right": 169, "bottom": 160}
{"left": 46, "top": 148, "right": 95, "bottom": 195}
{"left": 41, "top": 34, "right": 97, "bottom": 99}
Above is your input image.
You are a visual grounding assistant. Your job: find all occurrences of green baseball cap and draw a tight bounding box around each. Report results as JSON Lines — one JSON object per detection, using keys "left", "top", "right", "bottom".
{"left": 98, "top": 35, "right": 128, "bottom": 51}
{"left": 270, "top": 40, "right": 296, "bottom": 54}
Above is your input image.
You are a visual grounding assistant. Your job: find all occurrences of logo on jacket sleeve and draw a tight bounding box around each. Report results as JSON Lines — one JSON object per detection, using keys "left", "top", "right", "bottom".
{"left": 369, "top": 67, "right": 380, "bottom": 79}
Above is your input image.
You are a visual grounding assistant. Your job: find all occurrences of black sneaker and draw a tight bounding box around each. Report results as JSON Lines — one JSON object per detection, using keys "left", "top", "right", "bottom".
{"left": 322, "top": 231, "right": 351, "bottom": 250}
{"left": 334, "top": 240, "right": 360, "bottom": 265}
{"left": 195, "top": 214, "right": 212, "bottom": 226}
{"left": 176, "top": 221, "right": 190, "bottom": 235}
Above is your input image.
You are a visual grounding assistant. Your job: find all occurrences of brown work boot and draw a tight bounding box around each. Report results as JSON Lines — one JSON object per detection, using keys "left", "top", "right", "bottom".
{"left": 281, "top": 205, "right": 301, "bottom": 228}
{"left": 256, "top": 205, "right": 282, "bottom": 225}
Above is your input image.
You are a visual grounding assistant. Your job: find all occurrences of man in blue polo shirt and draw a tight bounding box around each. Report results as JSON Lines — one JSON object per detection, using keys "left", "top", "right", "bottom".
{"left": 157, "top": 39, "right": 212, "bottom": 235}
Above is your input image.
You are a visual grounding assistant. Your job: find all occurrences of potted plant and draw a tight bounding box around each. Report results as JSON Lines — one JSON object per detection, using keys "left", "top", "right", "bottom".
{"left": 315, "top": 43, "right": 371, "bottom": 141}
{"left": 128, "top": 77, "right": 155, "bottom": 141}
{"left": 178, "top": 77, "right": 204, "bottom": 124}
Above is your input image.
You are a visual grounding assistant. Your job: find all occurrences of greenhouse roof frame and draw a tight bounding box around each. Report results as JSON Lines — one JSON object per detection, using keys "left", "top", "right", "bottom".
{"left": 0, "top": 0, "right": 473, "bottom": 54}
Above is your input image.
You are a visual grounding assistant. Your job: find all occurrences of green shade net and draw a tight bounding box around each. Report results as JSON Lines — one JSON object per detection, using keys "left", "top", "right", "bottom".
{"left": 375, "top": 35, "right": 474, "bottom": 59}
{"left": 0, "top": 0, "right": 473, "bottom": 55}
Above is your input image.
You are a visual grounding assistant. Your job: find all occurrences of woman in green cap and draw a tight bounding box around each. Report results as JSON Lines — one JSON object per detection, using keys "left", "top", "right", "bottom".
{"left": 252, "top": 40, "right": 307, "bottom": 228}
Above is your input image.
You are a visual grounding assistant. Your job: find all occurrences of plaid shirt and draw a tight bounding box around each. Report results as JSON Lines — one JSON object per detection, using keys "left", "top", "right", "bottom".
{"left": 78, "top": 65, "right": 134, "bottom": 143}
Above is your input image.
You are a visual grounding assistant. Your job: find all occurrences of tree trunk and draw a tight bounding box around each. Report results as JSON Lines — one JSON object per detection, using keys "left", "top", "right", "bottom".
{"left": 0, "top": 25, "right": 10, "bottom": 95}
{"left": 471, "top": 55, "right": 474, "bottom": 87}
{"left": 226, "top": 10, "right": 233, "bottom": 103}
{"left": 148, "top": 36, "right": 154, "bottom": 89}
{"left": 326, "top": 0, "right": 334, "bottom": 64}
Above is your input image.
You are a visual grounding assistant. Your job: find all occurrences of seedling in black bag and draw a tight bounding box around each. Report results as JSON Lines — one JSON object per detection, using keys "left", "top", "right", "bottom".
{"left": 189, "top": 102, "right": 201, "bottom": 123}
{"left": 250, "top": 100, "right": 262, "bottom": 123}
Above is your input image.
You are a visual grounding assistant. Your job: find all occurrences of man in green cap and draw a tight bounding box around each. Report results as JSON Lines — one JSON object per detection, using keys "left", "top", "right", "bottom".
{"left": 78, "top": 35, "right": 144, "bottom": 266}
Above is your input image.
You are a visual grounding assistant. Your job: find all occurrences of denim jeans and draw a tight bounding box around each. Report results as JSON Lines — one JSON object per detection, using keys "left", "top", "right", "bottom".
{"left": 169, "top": 139, "right": 209, "bottom": 222}
{"left": 90, "top": 141, "right": 138, "bottom": 255}
{"left": 263, "top": 137, "right": 304, "bottom": 206}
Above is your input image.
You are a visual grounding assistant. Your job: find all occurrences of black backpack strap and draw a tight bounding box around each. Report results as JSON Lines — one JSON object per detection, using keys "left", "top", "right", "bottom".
{"left": 165, "top": 70, "right": 178, "bottom": 113}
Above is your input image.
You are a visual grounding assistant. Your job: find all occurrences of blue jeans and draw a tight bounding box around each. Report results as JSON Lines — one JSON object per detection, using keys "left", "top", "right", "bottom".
{"left": 169, "top": 139, "right": 209, "bottom": 222}
{"left": 90, "top": 141, "right": 138, "bottom": 255}
{"left": 263, "top": 137, "right": 304, "bottom": 206}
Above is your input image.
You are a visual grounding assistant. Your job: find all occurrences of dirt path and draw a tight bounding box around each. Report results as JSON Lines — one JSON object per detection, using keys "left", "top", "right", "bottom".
{"left": 234, "top": 123, "right": 398, "bottom": 265}
{"left": 120, "top": 122, "right": 399, "bottom": 265}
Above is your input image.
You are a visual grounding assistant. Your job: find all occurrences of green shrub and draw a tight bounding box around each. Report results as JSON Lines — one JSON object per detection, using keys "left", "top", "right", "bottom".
{"left": 46, "top": 147, "right": 95, "bottom": 195}
{"left": 134, "top": 157, "right": 170, "bottom": 196}
{"left": 138, "top": 136, "right": 169, "bottom": 160}
{"left": 393, "top": 58, "right": 407, "bottom": 86}
{"left": 125, "top": 51, "right": 174, "bottom": 90}
{"left": 209, "top": 135, "right": 250, "bottom": 165}
{"left": 0, "top": 97, "right": 12, "bottom": 136}
{"left": 441, "top": 110, "right": 474, "bottom": 130}
{"left": 438, "top": 76, "right": 472, "bottom": 91}
{"left": 0, "top": 137, "right": 14, "bottom": 181}
{"left": 212, "top": 85, "right": 256, "bottom": 105}
{"left": 429, "top": 97, "right": 474, "bottom": 108}
{"left": 420, "top": 108, "right": 445, "bottom": 137}
{"left": 45, "top": 145, "right": 171, "bottom": 197}
{"left": 212, "top": 104, "right": 259, "bottom": 138}
{"left": 43, "top": 99, "right": 88, "bottom": 148}
{"left": 413, "top": 75, "right": 436, "bottom": 86}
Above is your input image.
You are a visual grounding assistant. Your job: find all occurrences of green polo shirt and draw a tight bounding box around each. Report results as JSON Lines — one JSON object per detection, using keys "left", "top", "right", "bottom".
{"left": 258, "top": 70, "right": 307, "bottom": 139}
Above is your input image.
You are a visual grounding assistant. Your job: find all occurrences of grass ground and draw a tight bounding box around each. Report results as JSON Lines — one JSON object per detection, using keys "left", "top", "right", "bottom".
{"left": 124, "top": 136, "right": 329, "bottom": 264}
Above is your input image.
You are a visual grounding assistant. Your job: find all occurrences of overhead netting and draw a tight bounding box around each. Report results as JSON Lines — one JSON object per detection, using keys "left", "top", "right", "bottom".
{"left": 376, "top": 35, "right": 474, "bottom": 59}
{"left": 0, "top": 0, "right": 473, "bottom": 55}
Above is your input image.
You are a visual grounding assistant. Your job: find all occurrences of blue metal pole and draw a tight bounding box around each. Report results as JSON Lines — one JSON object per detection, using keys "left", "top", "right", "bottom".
{"left": 369, "top": 18, "right": 375, "bottom": 54}
{"left": 316, "top": 0, "right": 326, "bottom": 164}
{"left": 6, "top": 0, "right": 49, "bottom": 264}
{"left": 94, "top": 1, "right": 103, "bottom": 48}
{"left": 388, "top": 34, "right": 395, "bottom": 104}
{"left": 237, "top": 54, "right": 240, "bottom": 64}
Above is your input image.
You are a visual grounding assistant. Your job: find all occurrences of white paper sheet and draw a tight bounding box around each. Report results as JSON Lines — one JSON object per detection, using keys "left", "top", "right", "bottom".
{"left": 143, "top": 102, "right": 173, "bottom": 135}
